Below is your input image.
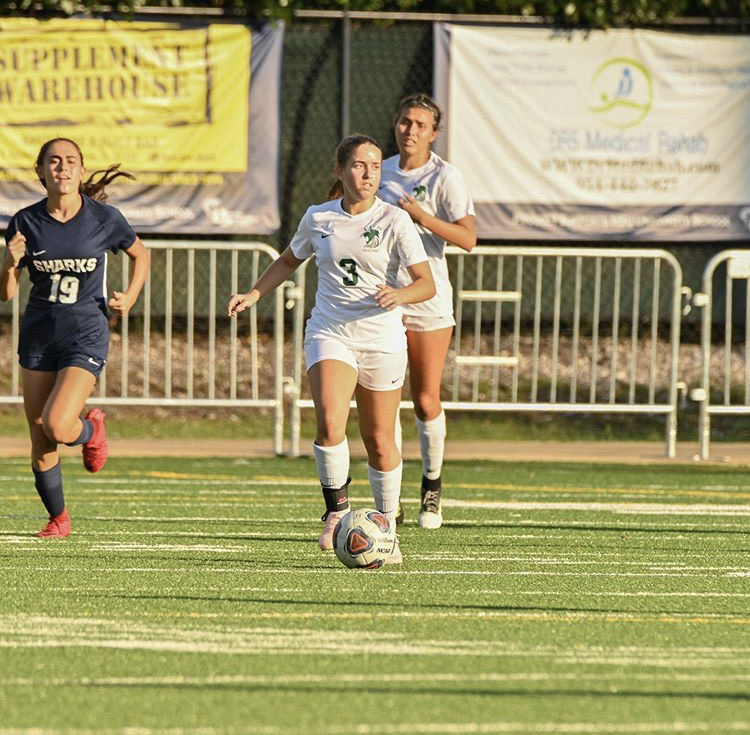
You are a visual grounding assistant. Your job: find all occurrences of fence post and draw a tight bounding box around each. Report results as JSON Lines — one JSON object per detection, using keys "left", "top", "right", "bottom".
{"left": 341, "top": 9, "right": 351, "bottom": 138}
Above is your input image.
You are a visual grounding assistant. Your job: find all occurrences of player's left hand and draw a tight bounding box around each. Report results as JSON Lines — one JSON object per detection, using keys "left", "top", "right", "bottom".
{"left": 108, "top": 290, "right": 135, "bottom": 316}
{"left": 398, "top": 193, "right": 425, "bottom": 225}
{"left": 375, "top": 283, "right": 404, "bottom": 311}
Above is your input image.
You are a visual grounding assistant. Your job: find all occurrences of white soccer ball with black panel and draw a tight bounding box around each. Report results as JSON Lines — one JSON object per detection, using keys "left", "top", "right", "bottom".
{"left": 333, "top": 508, "right": 396, "bottom": 569}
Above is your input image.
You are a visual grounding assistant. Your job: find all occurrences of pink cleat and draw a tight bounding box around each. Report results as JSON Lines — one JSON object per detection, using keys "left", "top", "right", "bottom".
{"left": 319, "top": 510, "right": 346, "bottom": 551}
{"left": 37, "top": 508, "right": 71, "bottom": 538}
{"left": 384, "top": 536, "right": 402, "bottom": 565}
{"left": 82, "top": 408, "right": 108, "bottom": 473}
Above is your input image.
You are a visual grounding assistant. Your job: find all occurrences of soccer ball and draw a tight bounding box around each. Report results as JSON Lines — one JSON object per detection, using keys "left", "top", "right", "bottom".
{"left": 333, "top": 508, "right": 396, "bottom": 569}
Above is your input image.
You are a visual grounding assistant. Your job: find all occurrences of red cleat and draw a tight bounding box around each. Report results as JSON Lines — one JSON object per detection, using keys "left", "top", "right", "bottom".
{"left": 37, "top": 508, "right": 71, "bottom": 538}
{"left": 82, "top": 408, "right": 109, "bottom": 473}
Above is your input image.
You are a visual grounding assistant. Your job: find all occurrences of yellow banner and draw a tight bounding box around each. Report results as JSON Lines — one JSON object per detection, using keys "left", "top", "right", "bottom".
{"left": 0, "top": 18, "right": 250, "bottom": 173}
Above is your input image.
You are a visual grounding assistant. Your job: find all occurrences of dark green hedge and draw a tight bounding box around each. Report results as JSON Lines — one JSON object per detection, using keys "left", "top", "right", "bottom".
{"left": 3, "top": 1, "right": 748, "bottom": 28}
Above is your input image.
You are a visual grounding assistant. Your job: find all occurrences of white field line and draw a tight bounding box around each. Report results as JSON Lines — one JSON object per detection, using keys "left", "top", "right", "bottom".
{"left": 4, "top": 518, "right": 744, "bottom": 534}
{"left": 2, "top": 672, "right": 750, "bottom": 688}
{"left": 93, "top": 542, "right": 281, "bottom": 552}
{"left": 3, "top": 464, "right": 748, "bottom": 492}
{"left": 0, "top": 517, "right": 323, "bottom": 525}
{"left": 0, "top": 541, "right": 295, "bottom": 552}
{"left": 387, "top": 570, "right": 743, "bottom": 578}
{"left": 476, "top": 519, "right": 746, "bottom": 528}
{"left": 0, "top": 545, "right": 744, "bottom": 576}
{"left": 37, "top": 584, "right": 750, "bottom": 600}
{"left": 439, "top": 500, "right": 750, "bottom": 516}
{"left": 1, "top": 637, "right": 748, "bottom": 667}
{"left": 1, "top": 534, "right": 312, "bottom": 545}
{"left": 0, "top": 476, "right": 317, "bottom": 487}
{"left": 414, "top": 549, "right": 745, "bottom": 558}
{"left": 0, "top": 604, "right": 745, "bottom": 625}
{"left": 5, "top": 466, "right": 750, "bottom": 493}
{"left": 408, "top": 557, "right": 749, "bottom": 570}
{"left": 1, "top": 721, "right": 750, "bottom": 734}
{"left": 5, "top": 499, "right": 750, "bottom": 518}
{"left": 1, "top": 616, "right": 749, "bottom": 662}
{"left": 91, "top": 498, "right": 750, "bottom": 516}
{"left": 3, "top": 532, "right": 747, "bottom": 571}
{"left": 4, "top": 524, "right": 746, "bottom": 539}
{"left": 7, "top": 472, "right": 750, "bottom": 500}
{"left": 477, "top": 591, "right": 750, "bottom": 598}
{"left": 265, "top": 566, "right": 748, "bottom": 579}
{"left": 2, "top": 536, "right": 745, "bottom": 561}
{"left": 260, "top": 474, "right": 750, "bottom": 496}
{"left": 45, "top": 586, "right": 305, "bottom": 594}
{"left": 0, "top": 558, "right": 747, "bottom": 580}
{"left": 7, "top": 617, "right": 749, "bottom": 655}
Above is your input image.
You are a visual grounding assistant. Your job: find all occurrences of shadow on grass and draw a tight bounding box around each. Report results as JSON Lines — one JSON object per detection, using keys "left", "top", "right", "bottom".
{"left": 83, "top": 591, "right": 750, "bottom": 619}
{"left": 68, "top": 678, "right": 750, "bottom": 702}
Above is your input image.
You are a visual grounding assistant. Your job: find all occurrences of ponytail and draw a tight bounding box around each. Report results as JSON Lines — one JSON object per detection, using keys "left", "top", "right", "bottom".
{"left": 81, "top": 165, "right": 136, "bottom": 203}
{"left": 325, "top": 133, "right": 382, "bottom": 202}
{"left": 327, "top": 180, "right": 344, "bottom": 200}
{"left": 35, "top": 138, "right": 135, "bottom": 202}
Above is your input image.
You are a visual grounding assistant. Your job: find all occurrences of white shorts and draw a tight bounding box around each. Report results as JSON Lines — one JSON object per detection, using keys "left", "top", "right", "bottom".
{"left": 402, "top": 313, "right": 456, "bottom": 332}
{"left": 305, "top": 337, "right": 407, "bottom": 391}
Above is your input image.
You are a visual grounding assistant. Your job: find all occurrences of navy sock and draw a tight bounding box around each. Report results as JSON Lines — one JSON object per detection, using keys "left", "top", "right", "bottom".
{"left": 65, "top": 418, "right": 94, "bottom": 447}
{"left": 33, "top": 464, "right": 65, "bottom": 517}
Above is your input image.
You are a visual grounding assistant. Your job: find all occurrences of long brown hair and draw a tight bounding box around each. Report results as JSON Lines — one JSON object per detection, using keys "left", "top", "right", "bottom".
{"left": 35, "top": 138, "right": 135, "bottom": 203}
{"left": 326, "top": 133, "right": 382, "bottom": 200}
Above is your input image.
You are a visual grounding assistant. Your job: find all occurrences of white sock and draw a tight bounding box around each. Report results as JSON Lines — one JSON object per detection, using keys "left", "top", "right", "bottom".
{"left": 313, "top": 439, "right": 349, "bottom": 488}
{"left": 394, "top": 412, "right": 403, "bottom": 454}
{"left": 416, "top": 411, "right": 446, "bottom": 481}
{"left": 368, "top": 463, "right": 402, "bottom": 522}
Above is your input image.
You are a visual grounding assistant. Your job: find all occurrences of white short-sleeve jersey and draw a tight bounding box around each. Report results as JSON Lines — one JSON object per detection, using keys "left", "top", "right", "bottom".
{"left": 379, "top": 151, "right": 475, "bottom": 319}
{"left": 290, "top": 197, "right": 428, "bottom": 353}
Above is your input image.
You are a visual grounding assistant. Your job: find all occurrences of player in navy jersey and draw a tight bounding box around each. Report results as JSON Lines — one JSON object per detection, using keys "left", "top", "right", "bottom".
{"left": 228, "top": 135, "right": 434, "bottom": 562}
{"left": 379, "top": 93, "right": 477, "bottom": 530}
{"left": 0, "top": 138, "right": 150, "bottom": 538}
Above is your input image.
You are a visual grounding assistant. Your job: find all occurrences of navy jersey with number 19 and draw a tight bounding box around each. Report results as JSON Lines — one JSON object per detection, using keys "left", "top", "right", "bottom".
{"left": 5, "top": 194, "right": 137, "bottom": 373}
{"left": 6, "top": 194, "right": 136, "bottom": 313}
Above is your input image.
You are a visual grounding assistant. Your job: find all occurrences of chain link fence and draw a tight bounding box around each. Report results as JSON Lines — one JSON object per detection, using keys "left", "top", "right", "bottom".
{"left": 277, "top": 15, "right": 731, "bottom": 331}
{"left": 0, "top": 14, "right": 740, "bottom": 330}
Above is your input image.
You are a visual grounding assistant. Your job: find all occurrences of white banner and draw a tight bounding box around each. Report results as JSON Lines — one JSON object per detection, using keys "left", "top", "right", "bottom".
{"left": 434, "top": 24, "right": 750, "bottom": 241}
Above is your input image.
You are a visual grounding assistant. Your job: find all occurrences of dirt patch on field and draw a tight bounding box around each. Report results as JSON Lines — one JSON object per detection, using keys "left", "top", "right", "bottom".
{"left": 2, "top": 435, "right": 748, "bottom": 467}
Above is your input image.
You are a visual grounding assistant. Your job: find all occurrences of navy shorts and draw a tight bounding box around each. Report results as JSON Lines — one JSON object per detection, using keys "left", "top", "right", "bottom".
{"left": 18, "top": 306, "right": 109, "bottom": 377}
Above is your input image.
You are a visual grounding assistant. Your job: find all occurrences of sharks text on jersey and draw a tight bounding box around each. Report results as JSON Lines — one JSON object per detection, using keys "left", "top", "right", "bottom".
{"left": 32, "top": 257, "right": 98, "bottom": 274}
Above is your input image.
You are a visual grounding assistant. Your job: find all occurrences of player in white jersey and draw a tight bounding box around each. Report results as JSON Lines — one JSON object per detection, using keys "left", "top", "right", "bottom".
{"left": 228, "top": 135, "right": 434, "bottom": 562}
{"left": 379, "top": 93, "right": 477, "bottom": 530}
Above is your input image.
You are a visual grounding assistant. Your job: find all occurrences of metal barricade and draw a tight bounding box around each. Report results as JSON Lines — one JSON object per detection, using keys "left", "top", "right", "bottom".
{"left": 0, "top": 240, "right": 287, "bottom": 455}
{"left": 692, "top": 249, "right": 750, "bottom": 460}
{"left": 288, "top": 245, "right": 688, "bottom": 457}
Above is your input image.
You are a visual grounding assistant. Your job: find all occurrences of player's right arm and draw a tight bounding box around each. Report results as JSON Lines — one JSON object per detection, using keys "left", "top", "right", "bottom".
{"left": 227, "top": 246, "right": 305, "bottom": 316}
{"left": 0, "top": 232, "right": 26, "bottom": 302}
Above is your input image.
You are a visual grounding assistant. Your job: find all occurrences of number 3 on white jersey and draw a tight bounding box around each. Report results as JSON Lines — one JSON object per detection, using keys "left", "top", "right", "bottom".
{"left": 339, "top": 258, "right": 359, "bottom": 286}
{"left": 48, "top": 274, "right": 80, "bottom": 304}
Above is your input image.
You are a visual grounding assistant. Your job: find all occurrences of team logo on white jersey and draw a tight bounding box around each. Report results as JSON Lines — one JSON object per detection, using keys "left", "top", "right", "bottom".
{"left": 362, "top": 226, "right": 381, "bottom": 251}
{"left": 413, "top": 184, "right": 428, "bottom": 202}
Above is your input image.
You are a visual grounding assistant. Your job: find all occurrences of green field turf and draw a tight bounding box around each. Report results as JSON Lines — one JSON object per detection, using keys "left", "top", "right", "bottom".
{"left": 1, "top": 455, "right": 749, "bottom": 735}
